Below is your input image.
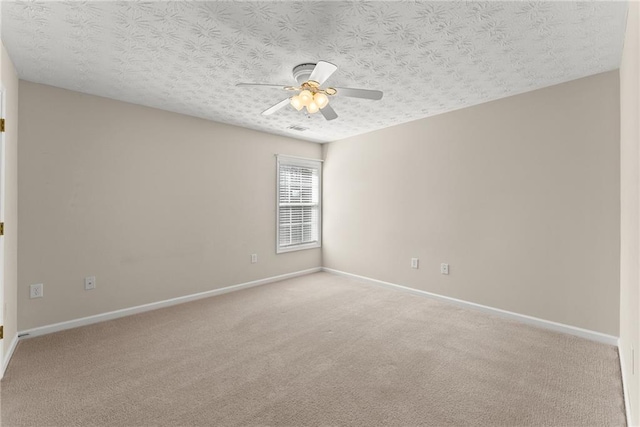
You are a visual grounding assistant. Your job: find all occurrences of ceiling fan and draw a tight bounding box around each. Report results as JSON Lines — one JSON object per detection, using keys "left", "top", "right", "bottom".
{"left": 236, "top": 61, "right": 383, "bottom": 121}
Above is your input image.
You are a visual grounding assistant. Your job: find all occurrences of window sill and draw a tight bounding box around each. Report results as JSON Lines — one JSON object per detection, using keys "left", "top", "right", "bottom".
{"left": 277, "top": 242, "right": 321, "bottom": 254}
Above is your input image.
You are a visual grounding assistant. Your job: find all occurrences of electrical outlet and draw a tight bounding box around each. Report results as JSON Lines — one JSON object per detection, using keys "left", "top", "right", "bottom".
{"left": 411, "top": 258, "right": 419, "bottom": 269}
{"left": 251, "top": 254, "right": 258, "bottom": 264}
{"left": 441, "top": 263, "right": 449, "bottom": 275}
{"left": 30, "top": 283, "right": 43, "bottom": 299}
{"left": 84, "top": 276, "right": 96, "bottom": 290}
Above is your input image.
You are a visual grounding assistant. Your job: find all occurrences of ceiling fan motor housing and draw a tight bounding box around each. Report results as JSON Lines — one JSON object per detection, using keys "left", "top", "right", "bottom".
{"left": 292, "top": 63, "right": 317, "bottom": 85}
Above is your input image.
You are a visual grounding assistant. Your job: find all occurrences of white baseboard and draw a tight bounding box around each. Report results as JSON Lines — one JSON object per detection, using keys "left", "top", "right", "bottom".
{"left": 18, "top": 267, "right": 322, "bottom": 340}
{"left": 322, "top": 267, "right": 618, "bottom": 346}
{"left": 2, "top": 332, "right": 18, "bottom": 379}
{"left": 618, "top": 339, "right": 633, "bottom": 426}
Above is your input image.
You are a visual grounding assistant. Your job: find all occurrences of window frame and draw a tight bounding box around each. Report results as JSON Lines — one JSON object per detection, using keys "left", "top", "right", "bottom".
{"left": 276, "top": 155, "right": 322, "bottom": 254}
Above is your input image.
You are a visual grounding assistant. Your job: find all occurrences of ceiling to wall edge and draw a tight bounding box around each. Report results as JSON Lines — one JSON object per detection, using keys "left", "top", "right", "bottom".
{"left": 16, "top": 65, "right": 620, "bottom": 147}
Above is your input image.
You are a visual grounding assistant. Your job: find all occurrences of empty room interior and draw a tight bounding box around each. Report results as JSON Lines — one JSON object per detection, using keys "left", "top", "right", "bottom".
{"left": 0, "top": 1, "right": 639, "bottom": 426}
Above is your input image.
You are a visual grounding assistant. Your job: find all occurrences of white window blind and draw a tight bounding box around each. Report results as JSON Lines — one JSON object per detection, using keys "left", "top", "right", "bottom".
{"left": 276, "top": 156, "right": 322, "bottom": 253}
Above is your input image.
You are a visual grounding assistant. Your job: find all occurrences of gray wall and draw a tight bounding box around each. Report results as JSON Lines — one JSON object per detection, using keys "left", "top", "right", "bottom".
{"left": 18, "top": 70, "right": 623, "bottom": 340}
{"left": 18, "top": 81, "right": 322, "bottom": 330}
{"left": 323, "top": 71, "right": 621, "bottom": 336}
{"left": 620, "top": 2, "right": 640, "bottom": 423}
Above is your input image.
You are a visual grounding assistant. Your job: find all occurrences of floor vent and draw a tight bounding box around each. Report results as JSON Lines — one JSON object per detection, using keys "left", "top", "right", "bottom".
{"left": 287, "top": 125, "right": 308, "bottom": 132}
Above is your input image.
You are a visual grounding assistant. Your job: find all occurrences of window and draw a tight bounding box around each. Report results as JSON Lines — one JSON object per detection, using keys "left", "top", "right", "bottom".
{"left": 276, "top": 155, "right": 322, "bottom": 253}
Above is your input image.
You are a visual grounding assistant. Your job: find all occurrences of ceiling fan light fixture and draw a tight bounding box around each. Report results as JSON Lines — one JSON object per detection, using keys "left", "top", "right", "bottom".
{"left": 307, "top": 101, "right": 319, "bottom": 114}
{"left": 314, "top": 92, "right": 329, "bottom": 109}
{"left": 237, "top": 61, "right": 382, "bottom": 120}
{"left": 299, "top": 90, "right": 313, "bottom": 106}
{"left": 290, "top": 96, "right": 304, "bottom": 111}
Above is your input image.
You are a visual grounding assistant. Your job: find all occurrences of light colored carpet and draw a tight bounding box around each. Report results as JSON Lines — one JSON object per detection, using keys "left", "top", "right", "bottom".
{"left": 1, "top": 272, "right": 626, "bottom": 426}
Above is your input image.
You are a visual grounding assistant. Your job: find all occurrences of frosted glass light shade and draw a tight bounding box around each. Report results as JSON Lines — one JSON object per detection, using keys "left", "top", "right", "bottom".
{"left": 307, "top": 101, "right": 319, "bottom": 114}
{"left": 299, "top": 90, "right": 313, "bottom": 106}
{"left": 290, "top": 96, "right": 304, "bottom": 111}
{"left": 314, "top": 92, "right": 329, "bottom": 109}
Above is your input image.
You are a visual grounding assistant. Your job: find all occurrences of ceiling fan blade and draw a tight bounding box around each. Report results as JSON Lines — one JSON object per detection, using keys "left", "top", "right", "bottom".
{"left": 320, "top": 104, "right": 338, "bottom": 121}
{"left": 308, "top": 61, "right": 338, "bottom": 86}
{"left": 237, "top": 83, "right": 297, "bottom": 90}
{"left": 262, "top": 98, "right": 291, "bottom": 116}
{"left": 335, "top": 87, "right": 383, "bottom": 100}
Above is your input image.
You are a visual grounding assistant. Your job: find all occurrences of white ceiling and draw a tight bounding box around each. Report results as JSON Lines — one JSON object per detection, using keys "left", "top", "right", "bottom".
{"left": 2, "top": 1, "right": 628, "bottom": 143}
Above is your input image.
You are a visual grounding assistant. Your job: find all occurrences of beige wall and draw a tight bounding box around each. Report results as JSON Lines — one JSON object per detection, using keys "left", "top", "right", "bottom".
{"left": 323, "top": 71, "right": 620, "bottom": 336}
{"left": 18, "top": 81, "right": 322, "bottom": 330}
{"left": 1, "top": 43, "right": 18, "bottom": 362}
{"left": 620, "top": 1, "right": 640, "bottom": 424}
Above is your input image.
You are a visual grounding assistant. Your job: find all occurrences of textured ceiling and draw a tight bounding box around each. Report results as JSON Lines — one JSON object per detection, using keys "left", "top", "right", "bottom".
{"left": 1, "top": 1, "right": 629, "bottom": 143}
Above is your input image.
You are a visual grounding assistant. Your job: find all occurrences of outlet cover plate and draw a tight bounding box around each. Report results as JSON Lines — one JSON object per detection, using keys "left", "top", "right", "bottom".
{"left": 441, "top": 263, "right": 449, "bottom": 275}
{"left": 30, "top": 283, "right": 43, "bottom": 299}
